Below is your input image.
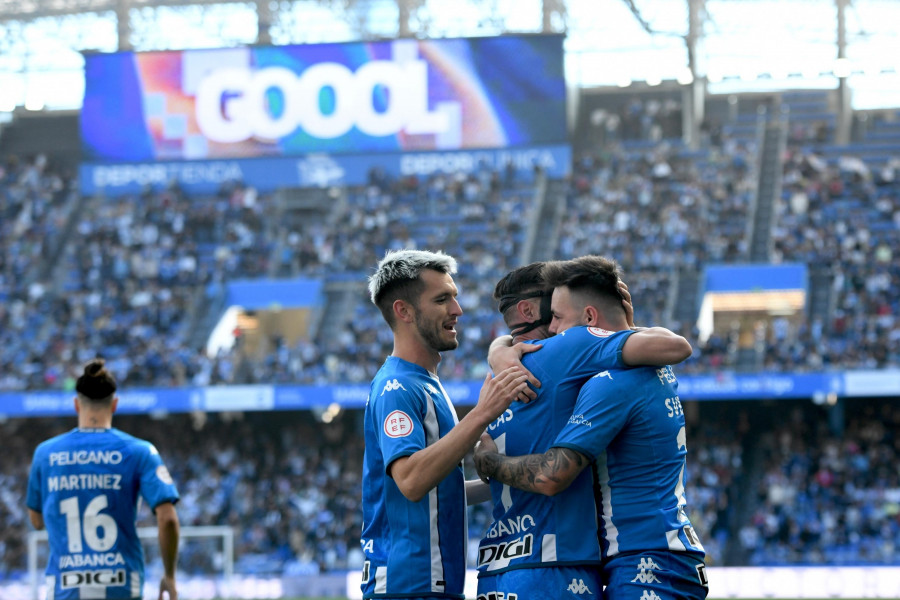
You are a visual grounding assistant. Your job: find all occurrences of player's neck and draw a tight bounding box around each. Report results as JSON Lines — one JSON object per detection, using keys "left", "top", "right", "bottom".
{"left": 392, "top": 338, "right": 441, "bottom": 376}
{"left": 512, "top": 330, "right": 544, "bottom": 343}
{"left": 78, "top": 410, "right": 113, "bottom": 429}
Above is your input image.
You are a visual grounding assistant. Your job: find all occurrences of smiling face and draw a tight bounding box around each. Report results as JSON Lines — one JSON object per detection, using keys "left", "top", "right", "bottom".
{"left": 412, "top": 269, "right": 463, "bottom": 352}
{"left": 548, "top": 285, "right": 586, "bottom": 335}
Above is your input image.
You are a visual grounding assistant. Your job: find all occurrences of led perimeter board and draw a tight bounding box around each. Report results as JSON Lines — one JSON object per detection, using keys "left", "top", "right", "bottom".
{"left": 81, "top": 35, "right": 567, "bottom": 163}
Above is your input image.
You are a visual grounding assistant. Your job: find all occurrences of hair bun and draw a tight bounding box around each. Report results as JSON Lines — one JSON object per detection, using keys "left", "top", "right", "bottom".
{"left": 76, "top": 358, "right": 117, "bottom": 400}
{"left": 85, "top": 359, "right": 106, "bottom": 377}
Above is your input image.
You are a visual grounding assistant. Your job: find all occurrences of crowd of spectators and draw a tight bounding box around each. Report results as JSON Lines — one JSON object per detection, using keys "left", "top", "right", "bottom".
{"left": 741, "top": 399, "right": 900, "bottom": 565}
{"left": 766, "top": 143, "right": 900, "bottom": 371}
{"left": 0, "top": 168, "right": 274, "bottom": 391}
{"left": 2, "top": 109, "right": 898, "bottom": 387}
{"left": 1, "top": 95, "right": 899, "bottom": 577}
{"left": 0, "top": 155, "right": 77, "bottom": 390}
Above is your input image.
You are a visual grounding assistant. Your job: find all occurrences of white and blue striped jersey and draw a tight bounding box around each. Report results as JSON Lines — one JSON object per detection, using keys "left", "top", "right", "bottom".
{"left": 26, "top": 427, "right": 179, "bottom": 600}
{"left": 361, "top": 356, "right": 466, "bottom": 599}
{"left": 554, "top": 365, "right": 706, "bottom": 559}
{"left": 477, "top": 326, "right": 634, "bottom": 576}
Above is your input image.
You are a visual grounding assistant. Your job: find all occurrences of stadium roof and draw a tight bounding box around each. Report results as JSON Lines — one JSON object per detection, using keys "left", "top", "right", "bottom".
{"left": 0, "top": 0, "right": 249, "bottom": 21}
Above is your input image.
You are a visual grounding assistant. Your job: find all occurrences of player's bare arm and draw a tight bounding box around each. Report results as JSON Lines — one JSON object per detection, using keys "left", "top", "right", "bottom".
{"left": 156, "top": 502, "right": 179, "bottom": 600}
{"left": 616, "top": 277, "right": 692, "bottom": 366}
{"left": 465, "top": 479, "right": 493, "bottom": 505}
{"left": 486, "top": 335, "right": 542, "bottom": 389}
{"left": 474, "top": 432, "right": 590, "bottom": 497}
{"left": 621, "top": 327, "right": 692, "bottom": 366}
{"left": 389, "top": 366, "right": 533, "bottom": 502}
{"left": 27, "top": 508, "right": 44, "bottom": 530}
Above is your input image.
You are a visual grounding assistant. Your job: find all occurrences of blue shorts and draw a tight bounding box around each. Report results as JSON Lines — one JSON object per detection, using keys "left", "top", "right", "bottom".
{"left": 603, "top": 551, "right": 708, "bottom": 600}
{"left": 477, "top": 565, "right": 602, "bottom": 600}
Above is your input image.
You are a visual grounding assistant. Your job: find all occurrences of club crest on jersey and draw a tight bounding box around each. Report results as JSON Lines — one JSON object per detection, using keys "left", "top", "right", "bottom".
{"left": 383, "top": 410, "right": 414, "bottom": 438}
{"left": 381, "top": 379, "right": 406, "bottom": 395}
{"left": 156, "top": 465, "right": 174, "bottom": 485}
{"left": 587, "top": 326, "right": 614, "bottom": 338}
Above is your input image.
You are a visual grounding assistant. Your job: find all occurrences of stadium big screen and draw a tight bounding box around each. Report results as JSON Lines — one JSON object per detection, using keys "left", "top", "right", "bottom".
{"left": 78, "top": 34, "right": 571, "bottom": 195}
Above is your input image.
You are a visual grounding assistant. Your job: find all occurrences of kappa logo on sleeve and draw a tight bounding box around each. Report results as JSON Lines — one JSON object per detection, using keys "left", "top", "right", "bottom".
{"left": 380, "top": 379, "right": 407, "bottom": 395}
{"left": 383, "top": 410, "right": 414, "bottom": 438}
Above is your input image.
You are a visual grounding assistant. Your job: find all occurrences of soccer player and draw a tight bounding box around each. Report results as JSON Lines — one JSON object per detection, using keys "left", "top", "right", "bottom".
{"left": 26, "top": 359, "right": 181, "bottom": 600}
{"left": 476, "top": 256, "right": 708, "bottom": 600}
{"left": 474, "top": 258, "right": 693, "bottom": 600}
{"left": 360, "top": 249, "right": 534, "bottom": 600}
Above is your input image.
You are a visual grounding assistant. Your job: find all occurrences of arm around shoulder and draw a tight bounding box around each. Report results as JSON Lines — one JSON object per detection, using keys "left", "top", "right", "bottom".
{"left": 621, "top": 327, "right": 692, "bottom": 366}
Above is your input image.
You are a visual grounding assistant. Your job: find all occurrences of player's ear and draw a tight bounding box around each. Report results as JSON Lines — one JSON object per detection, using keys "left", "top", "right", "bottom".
{"left": 73, "top": 397, "right": 80, "bottom": 414}
{"left": 393, "top": 299, "right": 415, "bottom": 324}
{"left": 518, "top": 299, "right": 535, "bottom": 320}
{"left": 583, "top": 305, "right": 598, "bottom": 326}
{"left": 111, "top": 396, "right": 119, "bottom": 414}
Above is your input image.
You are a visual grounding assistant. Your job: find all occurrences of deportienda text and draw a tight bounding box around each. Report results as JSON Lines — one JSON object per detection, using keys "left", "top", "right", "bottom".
{"left": 195, "top": 60, "right": 449, "bottom": 143}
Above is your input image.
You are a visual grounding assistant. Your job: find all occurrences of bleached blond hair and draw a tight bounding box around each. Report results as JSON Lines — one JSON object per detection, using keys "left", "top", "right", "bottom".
{"left": 368, "top": 249, "right": 458, "bottom": 326}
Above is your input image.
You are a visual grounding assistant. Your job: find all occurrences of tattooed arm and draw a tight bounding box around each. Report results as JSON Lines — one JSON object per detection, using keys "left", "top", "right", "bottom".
{"left": 473, "top": 432, "right": 591, "bottom": 497}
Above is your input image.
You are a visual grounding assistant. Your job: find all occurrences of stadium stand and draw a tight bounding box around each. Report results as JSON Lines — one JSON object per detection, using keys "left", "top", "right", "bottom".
{"left": 2, "top": 88, "right": 899, "bottom": 579}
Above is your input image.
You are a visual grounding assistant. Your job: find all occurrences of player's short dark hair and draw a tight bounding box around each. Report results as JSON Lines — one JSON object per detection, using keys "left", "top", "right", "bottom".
{"left": 492, "top": 261, "right": 549, "bottom": 316}
{"left": 75, "top": 358, "right": 117, "bottom": 403}
{"left": 368, "top": 249, "right": 458, "bottom": 327}
{"left": 542, "top": 255, "right": 625, "bottom": 314}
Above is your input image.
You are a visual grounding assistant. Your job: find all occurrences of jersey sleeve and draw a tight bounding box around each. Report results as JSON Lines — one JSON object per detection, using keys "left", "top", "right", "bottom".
{"left": 553, "top": 370, "right": 633, "bottom": 461}
{"left": 370, "top": 377, "right": 428, "bottom": 472}
{"left": 525, "top": 327, "right": 634, "bottom": 381}
{"left": 136, "top": 442, "right": 180, "bottom": 510}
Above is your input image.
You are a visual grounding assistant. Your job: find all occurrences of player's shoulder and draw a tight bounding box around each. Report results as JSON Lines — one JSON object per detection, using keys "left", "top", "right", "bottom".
{"left": 584, "top": 363, "right": 656, "bottom": 388}
{"left": 108, "top": 428, "right": 161, "bottom": 457}
{"left": 32, "top": 429, "right": 74, "bottom": 456}
{"left": 372, "top": 357, "right": 430, "bottom": 391}
{"left": 546, "top": 326, "right": 631, "bottom": 346}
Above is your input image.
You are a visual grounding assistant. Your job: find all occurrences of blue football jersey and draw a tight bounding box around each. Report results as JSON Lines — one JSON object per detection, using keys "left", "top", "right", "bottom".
{"left": 554, "top": 365, "right": 706, "bottom": 559}
{"left": 477, "top": 326, "right": 634, "bottom": 576}
{"left": 26, "top": 427, "right": 180, "bottom": 600}
{"left": 361, "top": 356, "right": 467, "bottom": 599}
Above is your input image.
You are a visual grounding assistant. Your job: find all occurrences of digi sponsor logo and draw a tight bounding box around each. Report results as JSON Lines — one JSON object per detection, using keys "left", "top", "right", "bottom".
{"left": 380, "top": 379, "right": 406, "bottom": 395}
{"left": 61, "top": 569, "right": 125, "bottom": 588}
{"left": 383, "top": 410, "right": 413, "bottom": 438}
{"left": 587, "top": 327, "right": 614, "bottom": 338}
{"left": 566, "top": 578, "right": 594, "bottom": 595}
{"left": 631, "top": 557, "right": 662, "bottom": 584}
{"left": 477, "top": 534, "right": 533, "bottom": 567}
